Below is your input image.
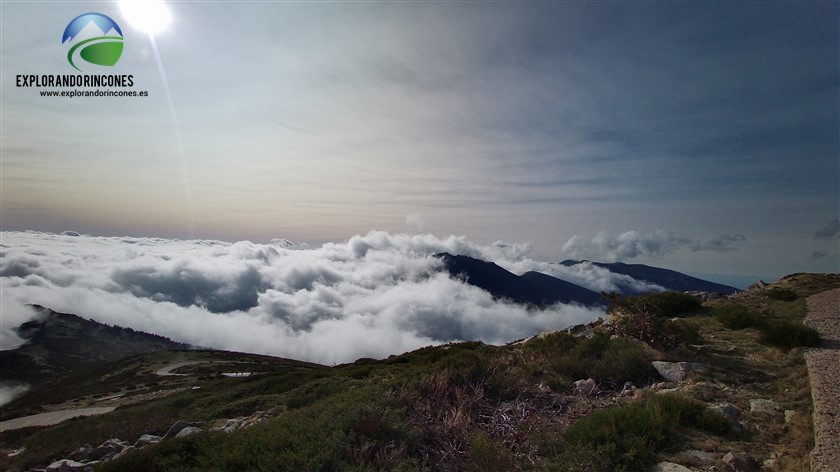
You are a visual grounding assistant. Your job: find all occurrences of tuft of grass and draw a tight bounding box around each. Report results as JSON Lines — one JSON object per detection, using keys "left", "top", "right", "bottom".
{"left": 714, "top": 305, "right": 763, "bottom": 330}
{"left": 758, "top": 321, "right": 821, "bottom": 351}
{"left": 766, "top": 287, "right": 799, "bottom": 301}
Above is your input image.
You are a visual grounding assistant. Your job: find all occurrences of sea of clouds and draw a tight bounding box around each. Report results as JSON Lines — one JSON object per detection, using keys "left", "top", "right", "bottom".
{"left": 0, "top": 231, "right": 668, "bottom": 364}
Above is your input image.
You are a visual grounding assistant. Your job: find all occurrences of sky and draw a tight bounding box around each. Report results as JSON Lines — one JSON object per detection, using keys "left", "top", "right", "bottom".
{"left": 2, "top": 1, "right": 839, "bottom": 281}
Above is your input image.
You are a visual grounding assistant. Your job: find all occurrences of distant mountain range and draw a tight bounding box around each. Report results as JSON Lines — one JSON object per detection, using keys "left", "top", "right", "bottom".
{"left": 560, "top": 260, "right": 740, "bottom": 295}
{"left": 438, "top": 253, "right": 739, "bottom": 307}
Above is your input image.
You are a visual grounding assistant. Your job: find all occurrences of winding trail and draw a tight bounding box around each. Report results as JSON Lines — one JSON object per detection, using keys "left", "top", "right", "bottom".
{"left": 0, "top": 407, "right": 116, "bottom": 432}
{"left": 154, "top": 361, "right": 205, "bottom": 376}
{"left": 804, "top": 287, "right": 840, "bottom": 471}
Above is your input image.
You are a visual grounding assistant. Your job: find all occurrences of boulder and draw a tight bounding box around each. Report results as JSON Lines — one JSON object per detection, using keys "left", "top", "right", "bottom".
{"left": 163, "top": 420, "right": 202, "bottom": 440}
{"left": 749, "top": 399, "right": 779, "bottom": 414}
{"left": 709, "top": 403, "right": 741, "bottom": 422}
{"left": 723, "top": 452, "right": 757, "bottom": 472}
{"left": 651, "top": 361, "right": 708, "bottom": 383}
{"left": 784, "top": 409, "right": 798, "bottom": 423}
{"left": 175, "top": 426, "right": 202, "bottom": 438}
{"left": 573, "top": 378, "right": 598, "bottom": 396}
{"left": 85, "top": 439, "right": 128, "bottom": 461}
{"left": 67, "top": 444, "right": 92, "bottom": 461}
{"left": 133, "top": 434, "right": 162, "bottom": 448}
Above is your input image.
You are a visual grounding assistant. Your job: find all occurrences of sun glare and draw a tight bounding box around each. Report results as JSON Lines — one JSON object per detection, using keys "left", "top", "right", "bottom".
{"left": 118, "top": 0, "right": 172, "bottom": 36}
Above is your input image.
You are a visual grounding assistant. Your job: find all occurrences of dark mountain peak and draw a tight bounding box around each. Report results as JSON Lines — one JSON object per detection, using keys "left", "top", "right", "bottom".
{"left": 435, "top": 253, "right": 601, "bottom": 307}
{"left": 2, "top": 306, "right": 192, "bottom": 384}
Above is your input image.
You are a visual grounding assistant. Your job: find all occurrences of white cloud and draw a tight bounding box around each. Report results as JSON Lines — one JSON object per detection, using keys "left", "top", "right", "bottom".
{"left": 561, "top": 230, "right": 746, "bottom": 262}
{"left": 1, "top": 231, "right": 607, "bottom": 364}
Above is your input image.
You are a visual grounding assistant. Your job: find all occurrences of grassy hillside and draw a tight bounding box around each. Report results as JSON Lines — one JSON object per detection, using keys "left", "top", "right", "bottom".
{"left": 1, "top": 273, "right": 837, "bottom": 471}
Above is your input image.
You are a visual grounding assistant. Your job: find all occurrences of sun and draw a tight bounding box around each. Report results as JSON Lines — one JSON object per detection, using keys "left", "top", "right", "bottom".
{"left": 118, "top": 0, "right": 172, "bottom": 36}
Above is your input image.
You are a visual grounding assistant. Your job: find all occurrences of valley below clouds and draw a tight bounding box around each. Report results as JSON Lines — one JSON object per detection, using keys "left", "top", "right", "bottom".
{"left": 0, "top": 231, "right": 669, "bottom": 364}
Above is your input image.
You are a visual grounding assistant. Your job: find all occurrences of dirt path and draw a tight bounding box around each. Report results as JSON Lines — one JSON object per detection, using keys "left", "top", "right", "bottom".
{"left": 154, "top": 360, "right": 205, "bottom": 376}
{"left": 804, "top": 287, "right": 840, "bottom": 472}
{"left": 0, "top": 407, "right": 116, "bottom": 432}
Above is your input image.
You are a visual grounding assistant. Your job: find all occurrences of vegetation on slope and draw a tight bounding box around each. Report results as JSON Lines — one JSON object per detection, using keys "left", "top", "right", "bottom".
{"left": 1, "top": 273, "right": 838, "bottom": 471}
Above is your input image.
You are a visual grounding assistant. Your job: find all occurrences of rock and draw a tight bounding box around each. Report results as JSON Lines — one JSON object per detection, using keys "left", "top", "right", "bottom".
{"left": 163, "top": 420, "right": 190, "bottom": 439}
{"left": 620, "top": 381, "right": 636, "bottom": 396}
{"left": 679, "top": 449, "right": 716, "bottom": 464}
{"left": 112, "top": 446, "right": 135, "bottom": 461}
{"left": 175, "top": 426, "right": 202, "bottom": 438}
{"left": 133, "top": 434, "right": 162, "bottom": 448}
{"left": 223, "top": 419, "right": 242, "bottom": 433}
{"left": 66, "top": 444, "right": 91, "bottom": 461}
{"left": 749, "top": 399, "right": 779, "bottom": 413}
{"left": 748, "top": 280, "right": 768, "bottom": 291}
{"left": 709, "top": 403, "right": 741, "bottom": 422}
{"left": 86, "top": 439, "right": 128, "bottom": 461}
{"left": 163, "top": 420, "right": 202, "bottom": 439}
{"left": 723, "top": 451, "right": 757, "bottom": 471}
{"left": 651, "top": 361, "right": 708, "bottom": 383}
{"left": 649, "top": 462, "right": 694, "bottom": 472}
{"left": 573, "top": 378, "right": 598, "bottom": 396}
{"left": 784, "top": 409, "right": 798, "bottom": 423}
{"left": 652, "top": 381, "right": 678, "bottom": 390}
{"left": 45, "top": 459, "right": 92, "bottom": 471}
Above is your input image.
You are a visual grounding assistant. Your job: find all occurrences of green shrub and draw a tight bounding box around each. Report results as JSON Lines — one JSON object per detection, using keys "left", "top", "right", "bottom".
{"left": 714, "top": 305, "right": 763, "bottom": 330}
{"left": 605, "top": 292, "right": 703, "bottom": 319}
{"left": 767, "top": 288, "right": 798, "bottom": 301}
{"left": 759, "top": 321, "right": 821, "bottom": 350}
{"left": 552, "top": 332, "right": 657, "bottom": 384}
{"left": 555, "top": 394, "right": 734, "bottom": 471}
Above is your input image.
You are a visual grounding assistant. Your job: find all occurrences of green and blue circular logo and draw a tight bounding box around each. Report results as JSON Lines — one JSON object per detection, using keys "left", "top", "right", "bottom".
{"left": 62, "top": 13, "right": 124, "bottom": 71}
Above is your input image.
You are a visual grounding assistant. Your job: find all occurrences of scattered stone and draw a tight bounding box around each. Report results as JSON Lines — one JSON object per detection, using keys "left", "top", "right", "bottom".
{"left": 723, "top": 451, "right": 757, "bottom": 471}
{"left": 573, "top": 378, "right": 598, "bottom": 396}
{"left": 649, "top": 462, "right": 694, "bottom": 472}
{"left": 7, "top": 447, "right": 26, "bottom": 457}
{"left": 133, "top": 434, "right": 162, "bottom": 448}
{"left": 749, "top": 399, "right": 779, "bottom": 414}
{"left": 66, "top": 444, "right": 91, "bottom": 461}
{"left": 784, "top": 409, "right": 798, "bottom": 423}
{"left": 620, "top": 381, "right": 636, "bottom": 396}
{"left": 651, "top": 361, "right": 708, "bottom": 383}
{"left": 175, "top": 426, "right": 202, "bottom": 438}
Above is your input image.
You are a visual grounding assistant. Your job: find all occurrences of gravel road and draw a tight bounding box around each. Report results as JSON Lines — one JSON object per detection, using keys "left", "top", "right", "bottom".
{"left": 804, "top": 287, "right": 840, "bottom": 472}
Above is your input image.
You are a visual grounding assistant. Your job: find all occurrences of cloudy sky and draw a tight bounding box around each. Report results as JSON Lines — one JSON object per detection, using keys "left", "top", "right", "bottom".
{"left": 2, "top": 2, "right": 838, "bottom": 281}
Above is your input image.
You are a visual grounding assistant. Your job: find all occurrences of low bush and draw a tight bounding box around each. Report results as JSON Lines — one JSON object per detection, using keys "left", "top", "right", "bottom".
{"left": 554, "top": 393, "right": 735, "bottom": 471}
{"left": 551, "top": 332, "right": 658, "bottom": 385}
{"left": 759, "top": 321, "right": 821, "bottom": 350}
{"left": 767, "top": 288, "right": 798, "bottom": 301}
{"left": 714, "top": 305, "right": 763, "bottom": 330}
{"left": 605, "top": 292, "right": 703, "bottom": 319}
